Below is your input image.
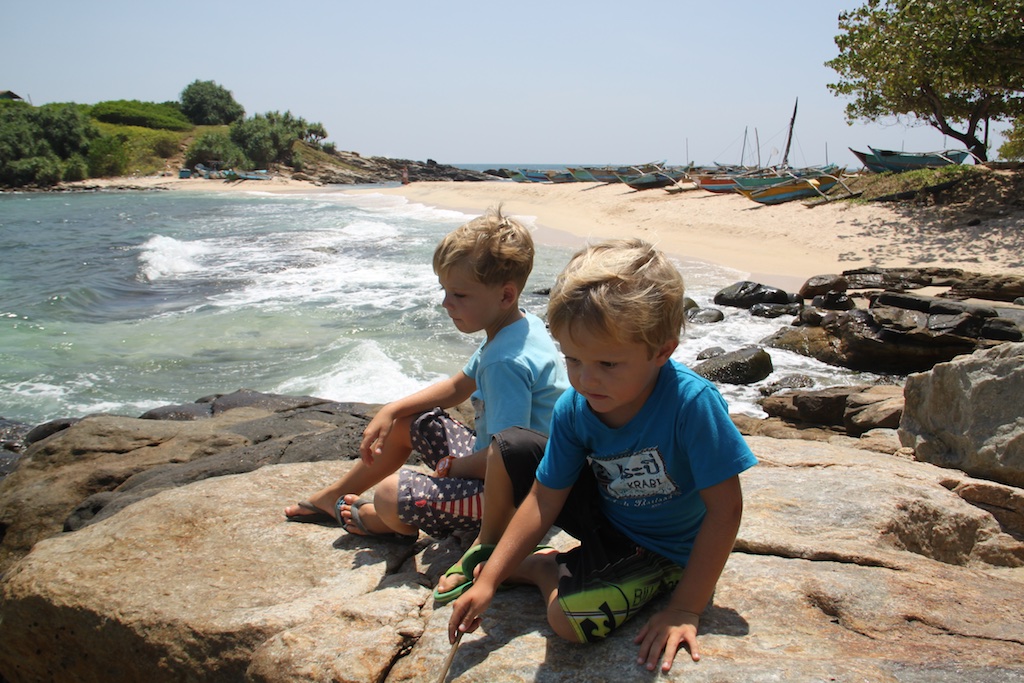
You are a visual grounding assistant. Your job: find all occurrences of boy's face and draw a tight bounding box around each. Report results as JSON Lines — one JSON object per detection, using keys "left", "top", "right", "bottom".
{"left": 438, "top": 265, "right": 515, "bottom": 338}
{"left": 556, "top": 325, "right": 676, "bottom": 429}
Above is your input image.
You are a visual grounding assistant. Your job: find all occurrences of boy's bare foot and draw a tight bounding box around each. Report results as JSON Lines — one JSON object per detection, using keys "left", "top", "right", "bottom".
{"left": 284, "top": 499, "right": 337, "bottom": 523}
{"left": 436, "top": 570, "right": 471, "bottom": 594}
{"left": 437, "top": 546, "right": 557, "bottom": 594}
{"left": 338, "top": 494, "right": 400, "bottom": 536}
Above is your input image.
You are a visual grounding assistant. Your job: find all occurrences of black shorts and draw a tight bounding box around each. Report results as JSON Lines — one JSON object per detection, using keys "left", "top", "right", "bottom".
{"left": 498, "top": 426, "right": 684, "bottom": 643}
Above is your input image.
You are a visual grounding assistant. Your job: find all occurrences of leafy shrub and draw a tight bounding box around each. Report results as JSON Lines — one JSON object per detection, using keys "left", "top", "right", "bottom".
{"left": 0, "top": 101, "right": 99, "bottom": 186}
{"left": 229, "top": 111, "right": 329, "bottom": 168}
{"left": 88, "top": 134, "right": 130, "bottom": 177}
{"left": 90, "top": 100, "right": 193, "bottom": 131}
{"left": 151, "top": 132, "right": 180, "bottom": 158}
{"left": 62, "top": 155, "right": 89, "bottom": 182}
{"left": 2, "top": 155, "right": 63, "bottom": 186}
{"left": 180, "top": 80, "right": 245, "bottom": 126}
{"left": 184, "top": 131, "right": 248, "bottom": 169}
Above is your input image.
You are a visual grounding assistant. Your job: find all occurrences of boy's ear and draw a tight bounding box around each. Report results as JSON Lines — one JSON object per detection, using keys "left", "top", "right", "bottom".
{"left": 653, "top": 339, "right": 678, "bottom": 365}
{"left": 500, "top": 281, "right": 520, "bottom": 308}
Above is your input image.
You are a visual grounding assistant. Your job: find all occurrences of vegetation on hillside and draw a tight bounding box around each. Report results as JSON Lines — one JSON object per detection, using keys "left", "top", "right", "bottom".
{"left": 0, "top": 80, "right": 332, "bottom": 188}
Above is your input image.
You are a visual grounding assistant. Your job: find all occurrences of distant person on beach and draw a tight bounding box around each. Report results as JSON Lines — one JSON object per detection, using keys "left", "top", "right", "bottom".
{"left": 284, "top": 207, "right": 568, "bottom": 541}
{"left": 445, "top": 238, "right": 757, "bottom": 672}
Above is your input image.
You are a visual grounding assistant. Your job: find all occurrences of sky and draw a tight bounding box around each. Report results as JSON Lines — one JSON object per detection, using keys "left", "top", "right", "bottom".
{"left": 4, "top": 1, "right": 1010, "bottom": 169}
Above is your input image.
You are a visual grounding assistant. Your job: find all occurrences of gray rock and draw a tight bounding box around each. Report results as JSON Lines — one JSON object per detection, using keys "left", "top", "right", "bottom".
{"left": 900, "top": 342, "right": 1024, "bottom": 488}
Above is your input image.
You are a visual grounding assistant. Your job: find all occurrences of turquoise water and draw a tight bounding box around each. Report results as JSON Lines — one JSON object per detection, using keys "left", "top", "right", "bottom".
{"left": 0, "top": 186, "right": 875, "bottom": 428}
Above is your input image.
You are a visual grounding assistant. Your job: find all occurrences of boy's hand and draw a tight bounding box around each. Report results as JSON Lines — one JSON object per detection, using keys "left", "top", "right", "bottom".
{"left": 359, "top": 411, "right": 394, "bottom": 464}
{"left": 633, "top": 608, "right": 701, "bottom": 672}
{"left": 447, "top": 583, "right": 495, "bottom": 643}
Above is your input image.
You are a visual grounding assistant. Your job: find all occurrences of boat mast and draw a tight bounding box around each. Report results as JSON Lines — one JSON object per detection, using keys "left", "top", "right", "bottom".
{"left": 781, "top": 97, "right": 798, "bottom": 168}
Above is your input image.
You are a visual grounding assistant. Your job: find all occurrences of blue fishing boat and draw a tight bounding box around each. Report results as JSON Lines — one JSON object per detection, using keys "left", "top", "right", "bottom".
{"left": 850, "top": 147, "right": 970, "bottom": 173}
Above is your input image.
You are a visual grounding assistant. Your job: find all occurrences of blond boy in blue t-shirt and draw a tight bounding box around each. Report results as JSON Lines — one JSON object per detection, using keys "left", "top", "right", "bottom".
{"left": 447, "top": 238, "right": 756, "bottom": 672}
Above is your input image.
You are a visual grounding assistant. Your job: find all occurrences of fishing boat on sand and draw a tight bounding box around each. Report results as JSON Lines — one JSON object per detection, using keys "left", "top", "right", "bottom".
{"left": 615, "top": 166, "right": 691, "bottom": 191}
{"left": 737, "top": 175, "right": 840, "bottom": 205}
{"left": 849, "top": 147, "right": 970, "bottom": 173}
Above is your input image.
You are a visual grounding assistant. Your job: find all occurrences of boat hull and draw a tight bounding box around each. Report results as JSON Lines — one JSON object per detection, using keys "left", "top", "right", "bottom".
{"left": 850, "top": 147, "right": 969, "bottom": 173}
{"left": 739, "top": 177, "right": 839, "bottom": 205}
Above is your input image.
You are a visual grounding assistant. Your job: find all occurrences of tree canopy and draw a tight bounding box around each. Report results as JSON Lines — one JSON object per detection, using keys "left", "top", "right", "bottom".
{"left": 826, "top": 0, "right": 1024, "bottom": 161}
{"left": 227, "top": 110, "right": 328, "bottom": 169}
{"left": 0, "top": 101, "right": 99, "bottom": 186}
{"left": 179, "top": 80, "right": 245, "bottom": 126}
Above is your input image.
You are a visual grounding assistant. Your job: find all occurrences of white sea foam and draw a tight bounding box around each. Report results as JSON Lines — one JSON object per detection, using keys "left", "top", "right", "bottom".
{"left": 275, "top": 340, "right": 441, "bottom": 404}
{"left": 137, "top": 235, "right": 212, "bottom": 281}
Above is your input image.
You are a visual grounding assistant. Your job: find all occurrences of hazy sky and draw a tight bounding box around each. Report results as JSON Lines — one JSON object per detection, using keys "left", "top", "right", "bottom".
{"left": 4, "top": 1, "right": 1009, "bottom": 168}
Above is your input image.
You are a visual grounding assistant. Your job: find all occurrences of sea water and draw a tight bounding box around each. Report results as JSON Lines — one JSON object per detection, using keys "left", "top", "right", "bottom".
{"left": 0, "top": 186, "right": 879, "bottom": 429}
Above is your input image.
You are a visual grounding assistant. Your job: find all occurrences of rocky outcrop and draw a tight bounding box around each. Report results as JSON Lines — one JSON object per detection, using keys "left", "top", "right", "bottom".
{"left": 760, "top": 384, "right": 904, "bottom": 437}
{"left": 2, "top": 351, "right": 1023, "bottom": 681}
{"left": 291, "top": 147, "right": 494, "bottom": 185}
{"left": 1, "top": 437, "right": 1022, "bottom": 682}
{"left": 706, "top": 268, "right": 1024, "bottom": 377}
{"left": 900, "top": 342, "right": 1024, "bottom": 488}
{"left": 762, "top": 290, "right": 1023, "bottom": 374}
{"left": 0, "top": 391, "right": 382, "bottom": 574}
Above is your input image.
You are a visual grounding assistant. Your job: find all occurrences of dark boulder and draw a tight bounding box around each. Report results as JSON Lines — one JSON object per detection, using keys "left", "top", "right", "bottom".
{"left": 687, "top": 306, "right": 725, "bottom": 323}
{"left": 693, "top": 347, "right": 774, "bottom": 385}
{"left": 714, "top": 281, "right": 792, "bottom": 309}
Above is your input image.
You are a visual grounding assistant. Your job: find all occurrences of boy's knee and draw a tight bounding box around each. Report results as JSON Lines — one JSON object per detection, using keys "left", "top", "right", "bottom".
{"left": 548, "top": 604, "right": 587, "bottom": 643}
{"left": 375, "top": 473, "right": 400, "bottom": 500}
{"left": 485, "top": 440, "right": 507, "bottom": 469}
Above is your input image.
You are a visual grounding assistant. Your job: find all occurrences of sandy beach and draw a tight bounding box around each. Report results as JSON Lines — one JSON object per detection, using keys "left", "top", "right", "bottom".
{"left": 64, "top": 174, "right": 1024, "bottom": 290}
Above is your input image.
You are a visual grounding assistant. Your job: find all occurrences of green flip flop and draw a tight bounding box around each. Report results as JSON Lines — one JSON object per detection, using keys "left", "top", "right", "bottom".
{"left": 433, "top": 543, "right": 496, "bottom": 606}
{"left": 433, "top": 543, "right": 555, "bottom": 606}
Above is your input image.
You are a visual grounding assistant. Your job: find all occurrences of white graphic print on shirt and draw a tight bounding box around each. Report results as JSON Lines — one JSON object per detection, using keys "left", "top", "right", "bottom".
{"left": 589, "top": 447, "right": 679, "bottom": 507}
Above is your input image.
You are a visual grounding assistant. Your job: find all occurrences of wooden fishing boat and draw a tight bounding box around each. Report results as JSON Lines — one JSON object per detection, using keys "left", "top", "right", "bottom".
{"left": 506, "top": 169, "right": 551, "bottom": 183}
{"left": 850, "top": 147, "right": 970, "bottom": 173}
{"left": 571, "top": 162, "right": 665, "bottom": 184}
{"left": 615, "top": 166, "right": 691, "bottom": 191}
{"left": 738, "top": 175, "right": 839, "bottom": 205}
{"left": 545, "top": 170, "right": 577, "bottom": 183}
{"left": 567, "top": 167, "right": 599, "bottom": 182}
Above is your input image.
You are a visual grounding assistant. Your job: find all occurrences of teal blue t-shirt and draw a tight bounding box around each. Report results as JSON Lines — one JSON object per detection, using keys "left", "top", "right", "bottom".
{"left": 463, "top": 311, "right": 569, "bottom": 451}
{"left": 537, "top": 359, "right": 757, "bottom": 566}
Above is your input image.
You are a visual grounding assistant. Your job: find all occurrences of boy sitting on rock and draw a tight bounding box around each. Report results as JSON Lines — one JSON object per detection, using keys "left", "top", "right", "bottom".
{"left": 447, "top": 238, "right": 757, "bottom": 672}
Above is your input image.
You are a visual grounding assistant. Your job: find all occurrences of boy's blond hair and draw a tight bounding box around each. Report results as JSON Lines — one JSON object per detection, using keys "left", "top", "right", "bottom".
{"left": 433, "top": 206, "right": 534, "bottom": 290}
{"left": 548, "top": 238, "right": 685, "bottom": 356}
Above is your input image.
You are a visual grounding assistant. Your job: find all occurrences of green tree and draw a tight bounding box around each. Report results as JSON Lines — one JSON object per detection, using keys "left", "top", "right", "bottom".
{"left": 228, "top": 110, "right": 329, "bottom": 168}
{"left": 0, "top": 100, "right": 99, "bottom": 186}
{"left": 826, "top": 0, "right": 1024, "bottom": 162}
{"left": 179, "top": 80, "right": 245, "bottom": 126}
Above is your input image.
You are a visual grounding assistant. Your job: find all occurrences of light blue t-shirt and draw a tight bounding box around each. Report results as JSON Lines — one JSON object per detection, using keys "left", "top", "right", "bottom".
{"left": 537, "top": 359, "right": 757, "bottom": 566}
{"left": 462, "top": 311, "right": 569, "bottom": 451}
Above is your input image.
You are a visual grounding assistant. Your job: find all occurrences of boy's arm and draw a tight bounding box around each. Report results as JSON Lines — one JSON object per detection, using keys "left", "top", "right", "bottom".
{"left": 634, "top": 475, "right": 744, "bottom": 673}
{"left": 361, "top": 371, "right": 476, "bottom": 460}
{"left": 447, "top": 481, "right": 570, "bottom": 642}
